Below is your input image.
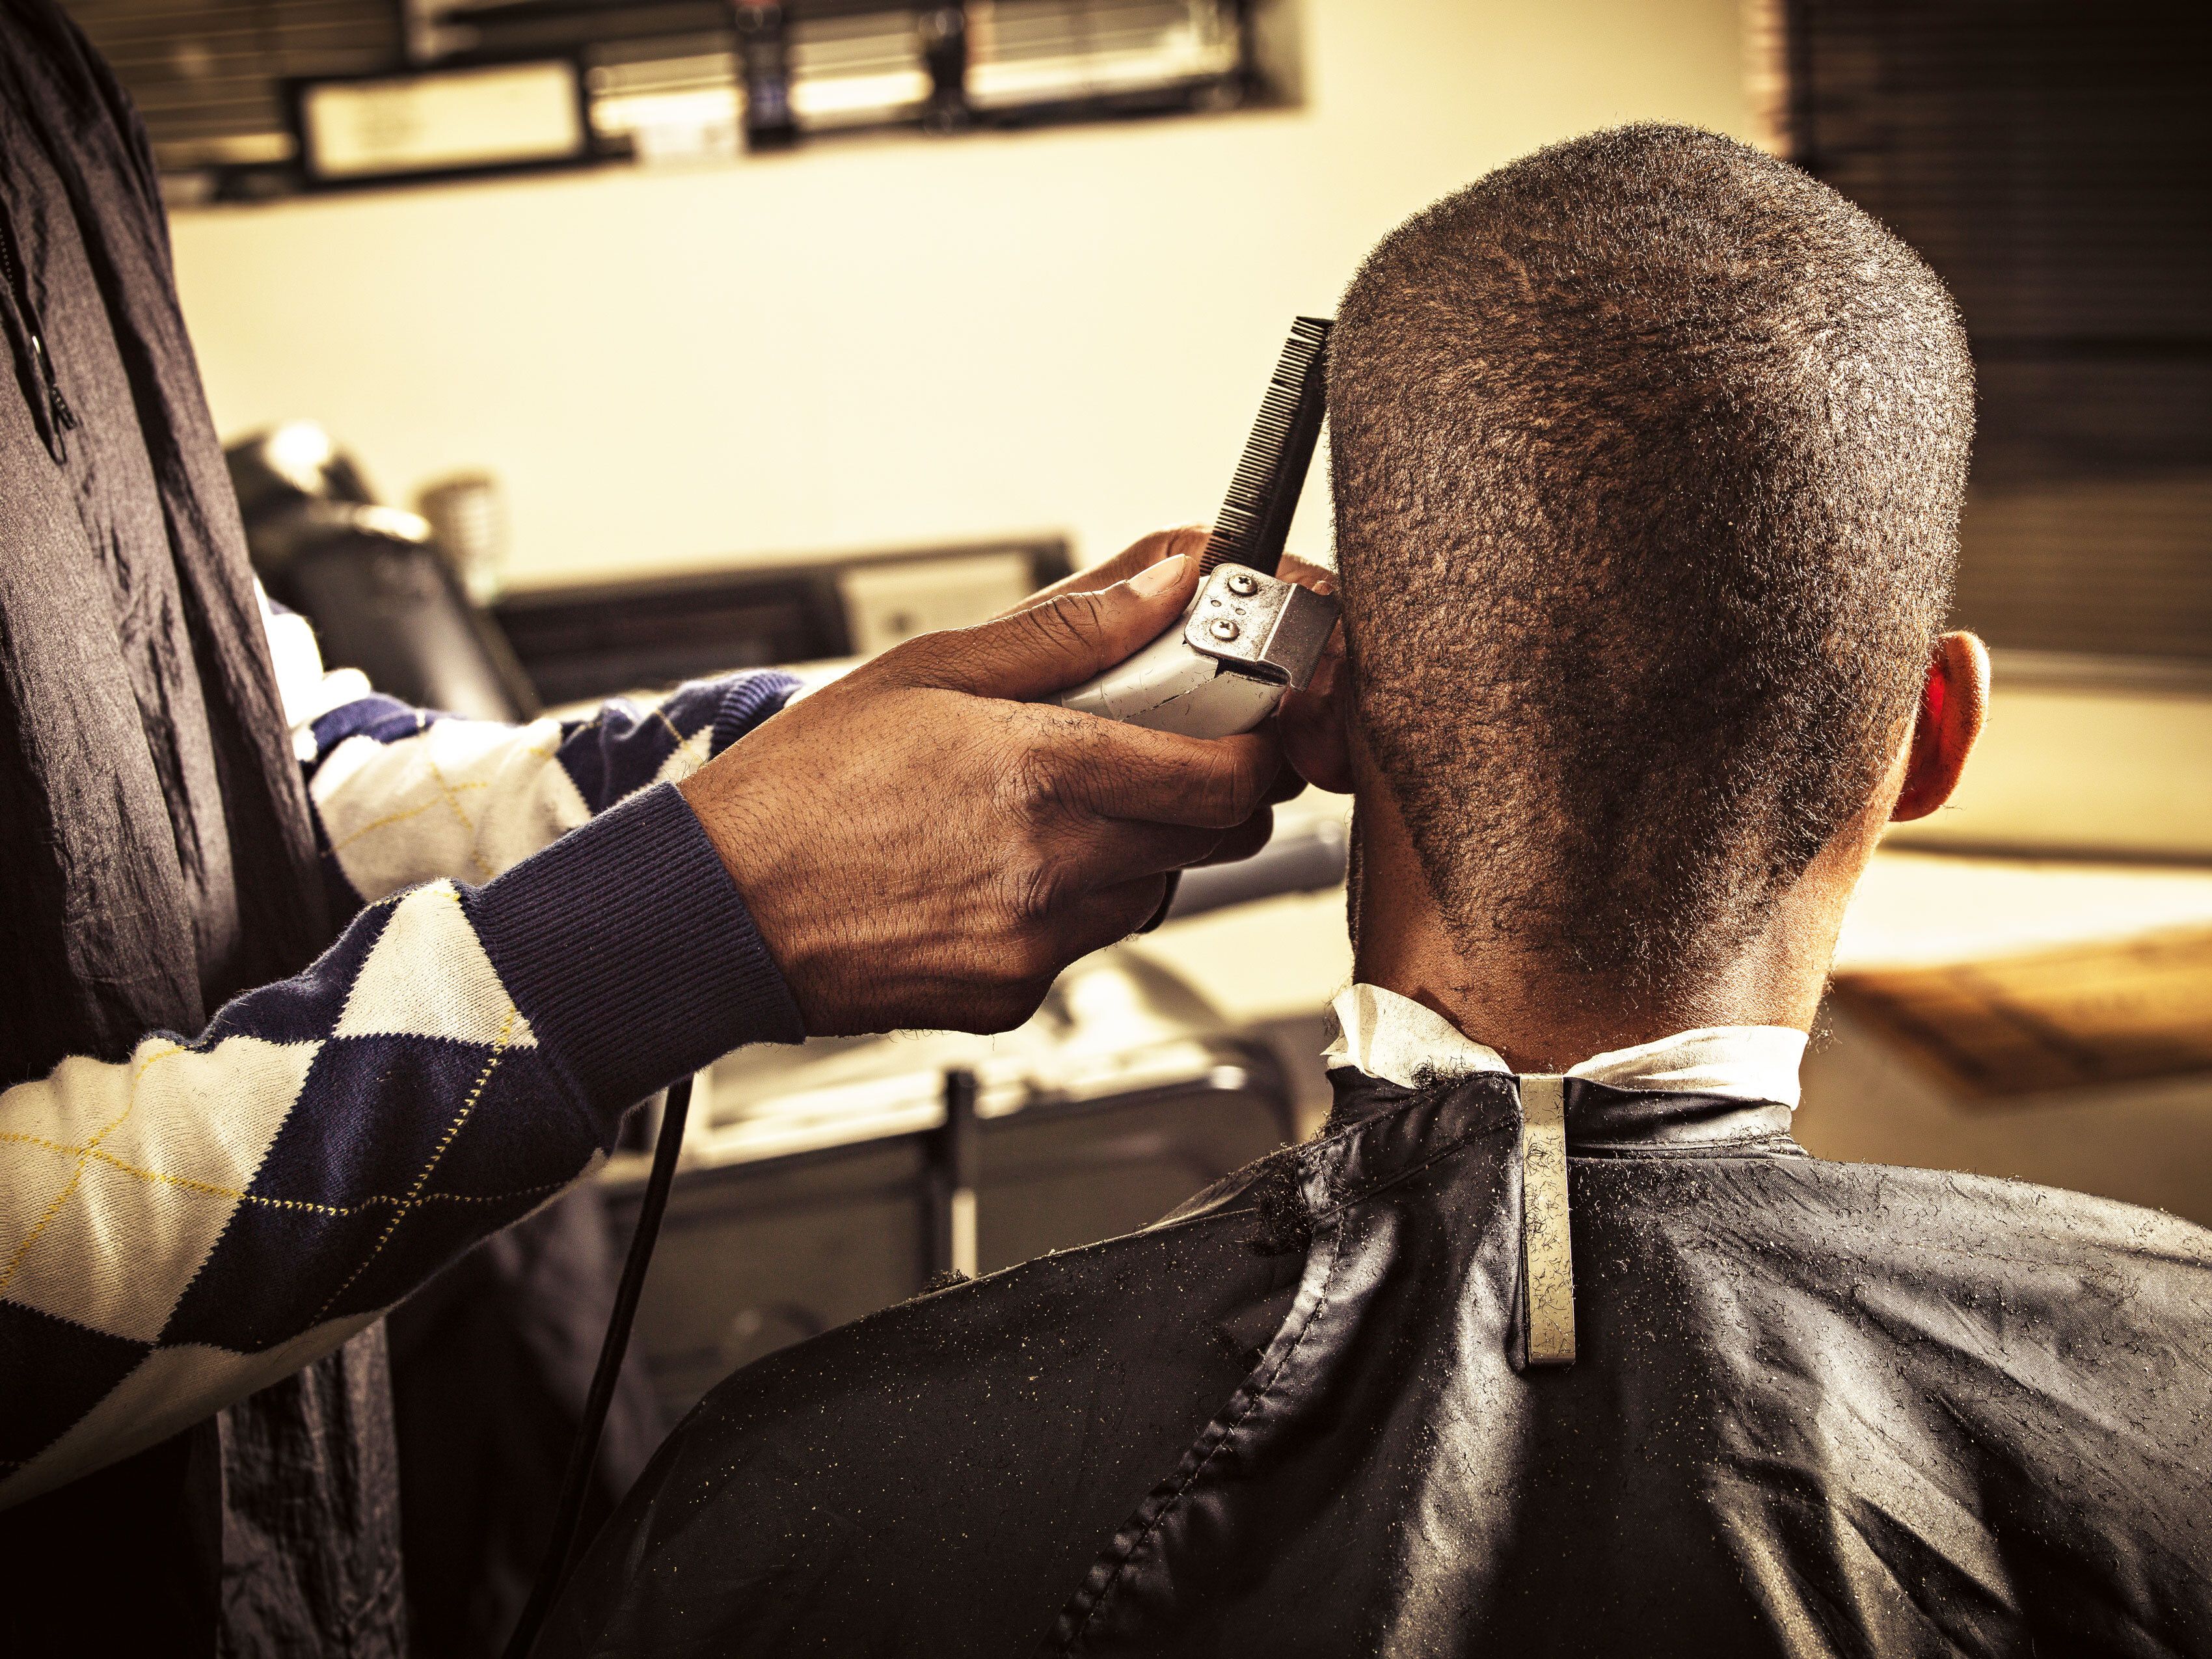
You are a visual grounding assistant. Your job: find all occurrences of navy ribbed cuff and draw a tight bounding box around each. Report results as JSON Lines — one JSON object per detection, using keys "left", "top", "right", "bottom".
{"left": 468, "top": 782, "right": 804, "bottom": 1126}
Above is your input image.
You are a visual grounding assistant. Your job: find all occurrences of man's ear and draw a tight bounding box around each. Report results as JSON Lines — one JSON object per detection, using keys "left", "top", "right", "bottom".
{"left": 1891, "top": 631, "right": 1989, "bottom": 822}
{"left": 1277, "top": 629, "right": 1355, "bottom": 794}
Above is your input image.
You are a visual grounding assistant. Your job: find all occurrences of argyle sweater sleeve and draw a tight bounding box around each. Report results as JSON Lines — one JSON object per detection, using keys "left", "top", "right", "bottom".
{"left": 255, "top": 591, "right": 800, "bottom": 907}
{"left": 0, "top": 608, "right": 805, "bottom": 1511}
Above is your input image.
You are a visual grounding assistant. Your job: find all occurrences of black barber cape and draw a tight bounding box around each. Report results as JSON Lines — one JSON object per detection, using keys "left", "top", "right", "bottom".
{"left": 547, "top": 1068, "right": 2212, "bottom": 1656}
{"left": 0, "top": 4, "right": 401, "bottom": 1652}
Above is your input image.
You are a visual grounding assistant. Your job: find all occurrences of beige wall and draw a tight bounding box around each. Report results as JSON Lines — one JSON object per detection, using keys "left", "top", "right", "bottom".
{"left": 168, "top": 0, "right": 1756, "bottom": 587}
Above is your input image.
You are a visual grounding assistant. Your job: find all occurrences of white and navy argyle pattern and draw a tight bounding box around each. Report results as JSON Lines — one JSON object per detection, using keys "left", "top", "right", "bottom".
{"left": 306, "top": 672, "right": 795, "bottom": 910}
{"left": 1, "top": 632, "right": 802, "bottom": 1508}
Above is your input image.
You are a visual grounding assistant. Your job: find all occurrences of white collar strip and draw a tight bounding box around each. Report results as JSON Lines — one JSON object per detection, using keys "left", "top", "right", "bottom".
{"left": 1321, "top": 983, "right": 1805, "bottom": 1109}
{"left": 1323, "top": 982, "right": 1805, "bottom": 1374}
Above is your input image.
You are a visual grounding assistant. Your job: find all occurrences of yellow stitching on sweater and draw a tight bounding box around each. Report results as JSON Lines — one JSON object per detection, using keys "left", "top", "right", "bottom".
{"left": 0, "top": 1164, "right": 94, "bottom": 1295}
{"left": 237, "top": 1183, "right": 563, "bottom": 1217}
{"left": 422, "top": 749, "right": 494, "bottom": 880}
{"left": 325, "top": 777, "right": 490, "bottom": 858}
{"left": 326, "top": 796, "right": 443, "bottom": 854}
{"left": 0, "top": 1044, "right": 182, "bottom": 1295}
{"left": 0, "top": 1131, "right": 84, "bottom": 1160}
{"left": 314, "top": 1005, "right": 517, "bottom": 1319}
{"left": 131, "top": 1044, "right": 184, "bottom": 1085}
{"left": 83, "top": 1152, "right": 240, "bottom": 1204}
{"left": 0, "top": 1133, "right": 564, "bottom": 1219}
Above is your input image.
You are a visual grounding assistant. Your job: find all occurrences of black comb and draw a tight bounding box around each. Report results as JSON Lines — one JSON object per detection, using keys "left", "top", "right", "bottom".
{"left": 1199, "top": 315, "right": 1332, "bottom": 578}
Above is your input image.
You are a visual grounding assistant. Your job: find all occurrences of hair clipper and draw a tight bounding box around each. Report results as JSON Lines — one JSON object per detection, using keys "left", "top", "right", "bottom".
{"left": 1057, "top": 317, "right": 1338, "bottom": 739}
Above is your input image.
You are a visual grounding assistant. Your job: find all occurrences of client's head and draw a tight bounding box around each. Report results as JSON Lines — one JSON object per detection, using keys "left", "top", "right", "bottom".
{"left": 1306, "top": 124, "right": 1982, "bottom": 1030}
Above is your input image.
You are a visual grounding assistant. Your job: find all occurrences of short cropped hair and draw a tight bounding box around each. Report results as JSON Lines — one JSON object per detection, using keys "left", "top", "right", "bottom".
{"left": 1329, "top": 124, "right": 1975, "bottom": 988}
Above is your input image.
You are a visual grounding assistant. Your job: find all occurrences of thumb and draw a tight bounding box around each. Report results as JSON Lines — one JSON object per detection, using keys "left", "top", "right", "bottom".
{"left": 900, "top": 553, "right": 1199, "bottom": 700}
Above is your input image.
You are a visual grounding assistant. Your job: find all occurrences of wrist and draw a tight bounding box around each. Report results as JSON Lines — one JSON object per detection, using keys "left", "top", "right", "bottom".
{"left": 470, "top": 783, "right": 804, "bottom": 1120}
{"left": 676, "top": 763, "right": 826, "bottom": 1029}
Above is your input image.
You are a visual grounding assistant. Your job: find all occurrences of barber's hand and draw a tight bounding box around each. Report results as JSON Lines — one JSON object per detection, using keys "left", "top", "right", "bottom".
{"left": 1005, "top": 524, "right": 1213, "bottom": 611}
{"left": 1016, "top": 526, "right": 1337, "bottom": 808}
{"left": 680, "top": 551, "right": 1287, "bottom": 1035}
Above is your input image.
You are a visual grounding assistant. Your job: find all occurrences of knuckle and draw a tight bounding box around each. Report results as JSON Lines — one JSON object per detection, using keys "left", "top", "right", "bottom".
{"left": 998, "top": 743, "right": 1064, "bottom": 820}
{"left": 1199, "top": 762, "right": 1243, "bottom": 828}
{"left": 1225, "top": 749, "right": 1273, "bottom": 821}
{"left": 1002, "top": 721, "right": 1105, "bottom": 823}
{"left": 874, "top": 628, "right": 949, "bottom": 686}
{"left": 1004, "top": 852, "right": 1064, "bottom": 929}
{"left": 1022, "top": 592, "right": 1109, "bottom": 657}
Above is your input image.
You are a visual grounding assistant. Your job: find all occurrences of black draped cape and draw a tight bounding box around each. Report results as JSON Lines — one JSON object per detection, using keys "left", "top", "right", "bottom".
{"left": 548, "top": 1068, "right": 2212, "bottom": 1656}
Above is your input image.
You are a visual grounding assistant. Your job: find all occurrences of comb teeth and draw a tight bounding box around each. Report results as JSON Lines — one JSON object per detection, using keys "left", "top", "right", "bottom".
{"left": 1200, "top": 316, "right": 1332, "bottom": 579}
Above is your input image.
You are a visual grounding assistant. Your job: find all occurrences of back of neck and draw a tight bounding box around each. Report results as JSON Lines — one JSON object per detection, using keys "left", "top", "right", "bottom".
{"left": 1349, "top": 792, "right": 1847, "bottom": 1073}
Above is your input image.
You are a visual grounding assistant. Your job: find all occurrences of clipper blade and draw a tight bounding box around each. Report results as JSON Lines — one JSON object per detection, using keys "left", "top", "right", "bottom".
{"left": 1199, "top": 315, "right": 1332, "bottom": 579}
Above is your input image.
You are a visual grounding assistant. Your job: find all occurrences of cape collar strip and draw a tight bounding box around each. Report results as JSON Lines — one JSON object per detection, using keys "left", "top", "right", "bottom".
{"left": 1323, "top": 982, "right": 1806, "bottom": 1109}
{"left": 1323, "top": 984, "right": 1806, "bottom": 1370}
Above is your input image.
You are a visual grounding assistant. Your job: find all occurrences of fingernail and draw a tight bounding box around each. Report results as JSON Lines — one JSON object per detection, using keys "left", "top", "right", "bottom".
{"left": 1131, "top": 554, "right": 1190, "bottom": 599}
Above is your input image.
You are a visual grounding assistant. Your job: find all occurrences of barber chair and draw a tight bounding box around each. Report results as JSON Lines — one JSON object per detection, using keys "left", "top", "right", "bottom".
{"left": 227, "top": 422, "right": 539, "bottom": 722}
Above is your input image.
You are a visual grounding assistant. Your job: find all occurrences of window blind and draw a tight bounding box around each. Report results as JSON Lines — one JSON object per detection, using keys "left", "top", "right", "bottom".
{"left": 62, "top": 0, "right": 401, "bottom": 170}
{"left": 1785, "top": 1, "right": 2211, "bottom": 664}
{"left": 58, "top": 0, "right": 1260, "bottom": 191}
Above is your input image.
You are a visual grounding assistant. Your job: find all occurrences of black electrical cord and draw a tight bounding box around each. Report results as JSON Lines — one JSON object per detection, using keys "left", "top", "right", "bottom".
{"left": 502, "top": 1074, "right": 693, "bottom": 1659}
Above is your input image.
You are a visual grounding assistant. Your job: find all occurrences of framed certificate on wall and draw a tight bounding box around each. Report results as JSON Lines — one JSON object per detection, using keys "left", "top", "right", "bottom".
{"left": 293, "top": 59, "right": 591, "bottom": 188}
